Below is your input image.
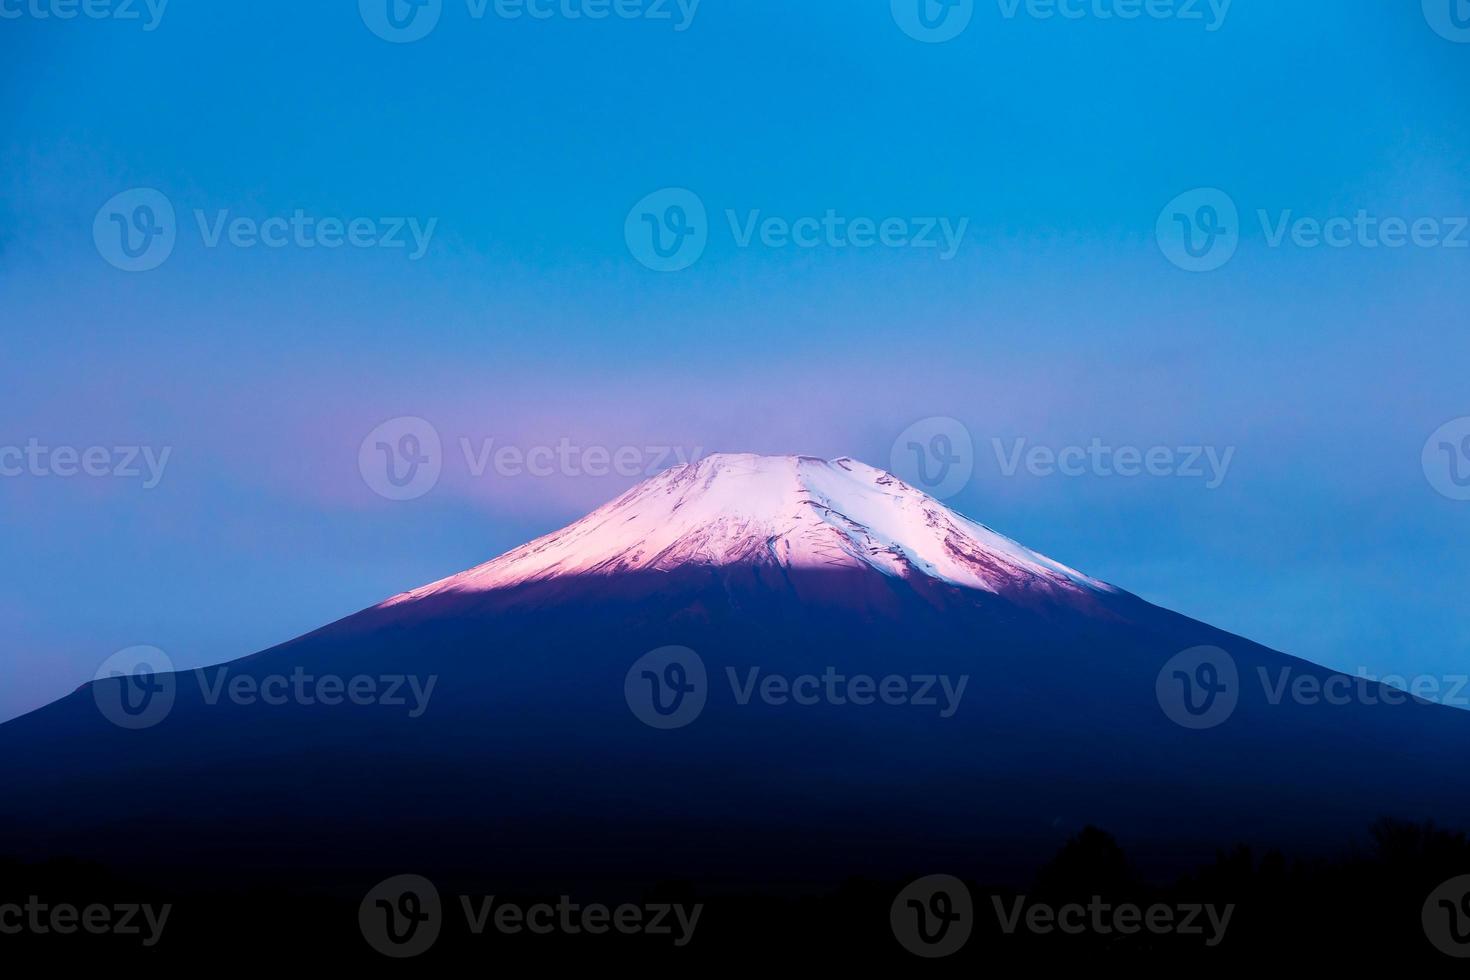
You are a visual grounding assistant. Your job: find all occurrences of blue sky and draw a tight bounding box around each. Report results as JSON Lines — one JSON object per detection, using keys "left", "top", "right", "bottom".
{"left": 2, "top": 0, "right": 1468, "bottom": 722}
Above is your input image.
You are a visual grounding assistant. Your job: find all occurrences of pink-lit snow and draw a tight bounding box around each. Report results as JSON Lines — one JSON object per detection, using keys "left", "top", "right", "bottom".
{"left": 380, "top": 453, "right": 1115, "bottom": 607}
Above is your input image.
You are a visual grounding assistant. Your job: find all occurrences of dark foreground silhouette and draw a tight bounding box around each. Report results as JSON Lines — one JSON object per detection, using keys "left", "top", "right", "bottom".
{"left": 3, "top": 818, "right": 1469, "bottom": 967}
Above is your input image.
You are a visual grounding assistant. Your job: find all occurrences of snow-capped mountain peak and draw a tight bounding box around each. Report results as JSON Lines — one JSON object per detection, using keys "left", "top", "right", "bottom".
{"left": 381, "top": 453, "right": 1115, "bottom": 606}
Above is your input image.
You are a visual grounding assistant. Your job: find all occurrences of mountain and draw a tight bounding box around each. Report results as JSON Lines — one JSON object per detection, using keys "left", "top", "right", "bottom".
{"left": 382, "top": 454, "right": 1113, "bottom": 602}
{"left": 2, "top": 453, "right": 1468, "bottom": 896}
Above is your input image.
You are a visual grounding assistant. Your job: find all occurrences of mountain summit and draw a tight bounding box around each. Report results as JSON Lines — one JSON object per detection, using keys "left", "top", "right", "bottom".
{"left": 383, "top": 453, "right": 1113, "bottom": 609}
{"left": 3, "top": 452, "right": 1469, "bottom": 899}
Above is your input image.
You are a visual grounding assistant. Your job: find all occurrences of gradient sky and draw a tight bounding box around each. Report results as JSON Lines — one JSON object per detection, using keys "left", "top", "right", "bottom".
{"left": 2, "top": 1, "right": 1468, "bottom": 723}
